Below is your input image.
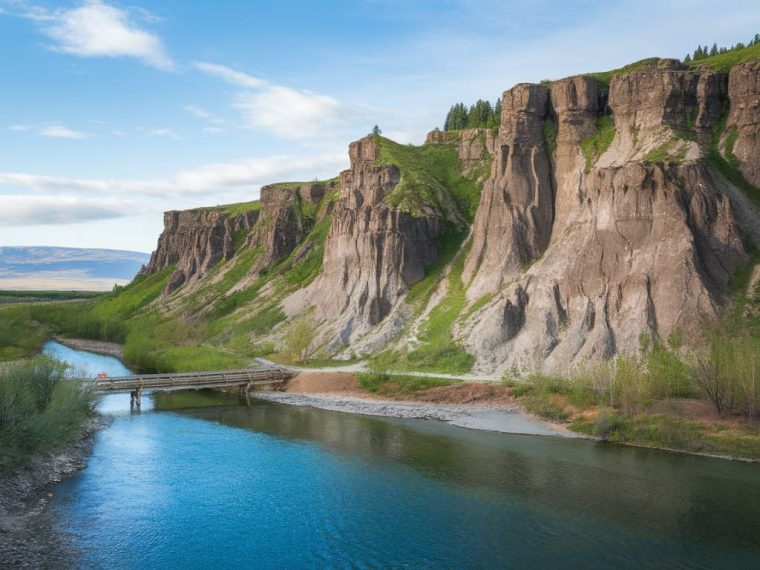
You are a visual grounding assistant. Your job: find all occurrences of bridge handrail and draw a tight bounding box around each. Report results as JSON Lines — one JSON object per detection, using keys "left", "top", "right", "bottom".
{"left": 91, "top": 366, "right": 291, "bottom": 392}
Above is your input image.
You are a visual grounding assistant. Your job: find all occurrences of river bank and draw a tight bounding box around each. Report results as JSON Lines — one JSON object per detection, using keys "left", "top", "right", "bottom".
{"left": 53, "top": 337, "right": 123, "bottom": 358}
{"left": 0, "top": 416, "right": 105, "bottom": 569}
{"left": 256, "top": 372, "right": 578, "bottom": 438}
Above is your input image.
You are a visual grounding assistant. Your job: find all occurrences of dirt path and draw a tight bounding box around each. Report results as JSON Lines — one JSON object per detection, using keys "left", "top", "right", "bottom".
{"left": 254, "top": 357, "right": 502, "bottom": 382}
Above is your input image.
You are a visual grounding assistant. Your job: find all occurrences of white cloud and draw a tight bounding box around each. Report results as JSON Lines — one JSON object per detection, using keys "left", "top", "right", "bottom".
{"left": 38, "top": 124, "right": 90, "bottom": 139}
{"left": 0, "top": 151, "right": 347, "bottom": 199}
{"left": 194, "top": 62, "right": 266, "bottom": 89}
{"left": 146, "top": 127, "right": 181, "bottom": 139}
{"left": 8, "top": 122, "right": 92, "bottom": 138}
{"left": 21, "top": 0, "right": 172, "bottom": 70}
{"left": 0, "top": 195, "right": 131, "bottom": 226}
{"left": 195, "top": 61, "right": 348, "bottom": 139}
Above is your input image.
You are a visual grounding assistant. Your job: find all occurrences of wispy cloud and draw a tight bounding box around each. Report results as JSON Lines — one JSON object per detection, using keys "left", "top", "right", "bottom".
{"left": 0, "top": 195, "right": 132, "bottom": 226}
{"left": 8, "top": 122, "right": 92, "bottom": 139}
{"left": 12, "top": 0, "right": 172, "bottom": 70}
{"left": 38, "top": 124, "right": 90, "bottom": 139}
{"left": 195, "top": 61, "right": 347, "bottom": 140}
{"left": 145, "top": 127, "right": 182, "bottom": 140}
{"left": 0, "top": 152, "right": 346, "bottom": 198}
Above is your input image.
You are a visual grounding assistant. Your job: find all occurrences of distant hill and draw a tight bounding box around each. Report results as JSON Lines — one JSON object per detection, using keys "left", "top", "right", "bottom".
{"left": 0, "top": 247, "right": 149, "bottom": 291}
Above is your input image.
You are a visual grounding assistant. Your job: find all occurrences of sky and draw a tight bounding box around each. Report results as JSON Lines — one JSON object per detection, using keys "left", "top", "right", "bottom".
{"left": 1, "top": 0, "right": 759, "bottom": 253}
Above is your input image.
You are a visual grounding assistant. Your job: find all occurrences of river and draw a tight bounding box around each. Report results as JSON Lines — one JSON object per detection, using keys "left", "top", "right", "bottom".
{"left": 44, "top": 341, "right": 760, "bottom": 569}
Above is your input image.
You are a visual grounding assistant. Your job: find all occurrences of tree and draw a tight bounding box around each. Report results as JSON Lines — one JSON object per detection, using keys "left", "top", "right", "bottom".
{"left": 372, "top": 125, "right": 382, "bottom": 135}
{"left": 684, "top": 53, "right": 692, "bottom": 64}
{"left": 709, "top": 43, "right": 718, "bottom": 56}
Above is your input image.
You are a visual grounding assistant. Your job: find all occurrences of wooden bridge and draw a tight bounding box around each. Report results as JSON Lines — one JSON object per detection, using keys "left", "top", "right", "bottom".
{"left": 93, "top": 367, "right": 293, "bottom": 407}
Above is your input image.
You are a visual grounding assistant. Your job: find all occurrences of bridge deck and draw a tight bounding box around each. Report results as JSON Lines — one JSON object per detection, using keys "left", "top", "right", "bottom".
{"left": 93, "top": 367, "right": 292, "bottom": 393}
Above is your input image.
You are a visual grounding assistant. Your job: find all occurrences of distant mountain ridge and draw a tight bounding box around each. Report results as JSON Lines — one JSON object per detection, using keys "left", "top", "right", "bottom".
{"left": 0, "top": 246, "right": 149, "bottom": 290}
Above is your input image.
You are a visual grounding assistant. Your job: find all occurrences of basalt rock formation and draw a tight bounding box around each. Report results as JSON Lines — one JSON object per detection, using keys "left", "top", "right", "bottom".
{"left": 140, "top": 57, "right": 760, "bottom": 375}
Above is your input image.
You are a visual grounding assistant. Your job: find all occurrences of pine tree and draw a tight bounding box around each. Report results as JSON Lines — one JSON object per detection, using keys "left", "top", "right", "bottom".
{"left": 710, "top": 43, "right": 718, "bottom": 56}
{"left": 684, "top": 53, "right": 692, "bottom": 63}
{"left": 372, "top": 125, "right": 382, "bottom": 135}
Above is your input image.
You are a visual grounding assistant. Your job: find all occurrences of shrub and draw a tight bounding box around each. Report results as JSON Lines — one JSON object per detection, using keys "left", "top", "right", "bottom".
{"left": 0, "top": 358, "right": 97, "bottom": 467}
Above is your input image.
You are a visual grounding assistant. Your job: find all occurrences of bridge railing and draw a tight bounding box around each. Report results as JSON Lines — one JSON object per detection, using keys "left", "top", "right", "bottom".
{"left": 93, "top": 367, "right": 292, "bottom": 392}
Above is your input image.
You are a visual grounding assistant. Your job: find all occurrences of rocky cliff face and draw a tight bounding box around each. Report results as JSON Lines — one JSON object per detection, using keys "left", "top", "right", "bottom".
{"left": 459, "top": 60, "right": 757, "bottom": 373}
{"left": 142, "top": 207, "right": 258, "bottom": 293}
{"left": 302, "top": 137, "right": 445, "bottom": 346}
{"left": 142, "top": 59, "right": 759, "bottom": 375}
{"left": 725, "top": 61, "right": 760, "bottom": 186}
{"left": 246, "top": 183, "right": 328, "bottom": 275}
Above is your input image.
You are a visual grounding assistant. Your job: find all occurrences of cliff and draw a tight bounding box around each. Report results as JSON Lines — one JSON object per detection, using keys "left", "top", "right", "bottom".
{"left": 141, "top": 205, "right": 258, "bottom": 293}
{"left": 139, "top": 57, "right": 760, "bottom": 376}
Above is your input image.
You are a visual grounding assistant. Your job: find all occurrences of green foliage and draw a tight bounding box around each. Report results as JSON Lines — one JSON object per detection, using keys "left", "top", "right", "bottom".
{"left": 0, "top": 358, "right": 97, "bottom": 468}
{"left": 374, "top": 135, "right": 484, "bottom": 221}
{"left": 0, "top": 290, "right": 104, "bottom": 305}
{"left": 686, "top": 37, "right": 760, "bottom": 73}
{"left": 444, "top": 98, "right": 501, "bottom": 131}
{"left": 706, "top": 114, "right": 760, "bottom": 206}
{"left": 543, "top": 119, "right": 558, "bottom": 155}
{"left": 357, "top": 372, "right": 456, "bottom": 395}
{"left": 588, "top": 58, "right": 660, "bottom": 94}
{"left": 373, "top": 239, "right": 474, "bottom": 374}
{"left": 579, "top": 116, "right": 616, "bottom": 172}
{"left": 222, "top": 200, "right": 261, "bottom": 216}
{"left": 643, "top": 138, "right": 687, "bottom": 164}
{"left": 282, "top": 317, "right": 316, "bottom": 363}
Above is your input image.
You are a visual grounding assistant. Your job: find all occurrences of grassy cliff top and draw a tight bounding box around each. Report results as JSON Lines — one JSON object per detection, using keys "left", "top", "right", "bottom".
{"left": 221, "top": 200, "right": 261, "bottom": 216}
{"left": 688, "top": 42, "right": 760, "bottom": 73}
{"left": 373, "top": 135, "right": 486, "bottom": 221}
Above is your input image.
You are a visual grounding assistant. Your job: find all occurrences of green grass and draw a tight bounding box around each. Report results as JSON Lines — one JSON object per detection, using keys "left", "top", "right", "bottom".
{"left": 357, "top": 372, "right": 457, "bottom": 396}
{"left": 222, "top": 200, "right": 261, "bottom": 216}
{"left": 543, "top": 118, "right": 558, "bottom": 155}
{"left": 587, "top": 58, "right": 660, "bottom": 93}
{"left": 579, "top": 116, "right": 616, "bottom": 172}
{"left": 705, "top": 115, "right": 760, "bottom": 207}
{"left": 0, "top": 290, "right": 105, "bottom": 305}
{"left": 687, "top": 42, "right": 760, "bottom": 73}
{"left": 643, "top": 137, "right": 682, "bottom": 163}
{"left": 374, "top": 135, "right": 485, "bottom": 221}
{"left": 0, "top": 358, "right": 98, "bottom": 468}
{"left": 371, "top": 240, "right": 474, "bottom": 374}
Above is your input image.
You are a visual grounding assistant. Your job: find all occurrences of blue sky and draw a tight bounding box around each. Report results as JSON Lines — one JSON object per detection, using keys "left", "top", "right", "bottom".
{"left": 1, "top": 0, "right": 759, "bottom": 252}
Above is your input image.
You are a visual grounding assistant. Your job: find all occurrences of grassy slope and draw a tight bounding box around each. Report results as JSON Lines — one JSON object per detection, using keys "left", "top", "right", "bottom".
{"left": 368, "top": 133, "right": 490, "bottom": 374}
{"left": 688, "top": 43, "right": 760, "bottom": 73}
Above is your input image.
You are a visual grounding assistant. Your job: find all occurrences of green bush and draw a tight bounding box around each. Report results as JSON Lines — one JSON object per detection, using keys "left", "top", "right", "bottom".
{"left": 0, "top": 358, "right": 97, "bottom": 467}
{"left": 358, "top": 372, "right": 456, "bottom": 395}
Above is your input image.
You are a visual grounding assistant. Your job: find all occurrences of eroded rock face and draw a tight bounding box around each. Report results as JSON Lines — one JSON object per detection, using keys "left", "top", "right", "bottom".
{"left": 459, "top": 62, "right": 756, "bottom": 374}
{"left": 725, "top": 61, "right": 760, "bottom": 186}
{"left": 463, "top": 163, "right": 747, "bottom": 373}
{"left": 463, "top": 84, "right": 555, "bottom": 298}
{"left": 307, "top": 137, "right": 443, "bottom": 344}
{"left": 142, "top": 207, "right": 258, "bottom": 293}
{"left": 247, "top": 183, "right": 327, "bottom": 274}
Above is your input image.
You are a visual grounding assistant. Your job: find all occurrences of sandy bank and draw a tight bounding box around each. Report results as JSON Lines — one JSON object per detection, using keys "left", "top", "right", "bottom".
{"left": 54, "top": 337, "right": 124, "bottom": 358}
{"left": 256, "top": 372, "right": 578, "bottom": 438}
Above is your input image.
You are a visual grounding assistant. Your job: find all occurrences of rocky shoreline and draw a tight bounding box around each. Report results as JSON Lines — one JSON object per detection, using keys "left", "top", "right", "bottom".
{"left": 254, "top": 391, "right": 578, "bottom": 438}
{"left": 0, "top": 416, "right": 106, "bottom": 569}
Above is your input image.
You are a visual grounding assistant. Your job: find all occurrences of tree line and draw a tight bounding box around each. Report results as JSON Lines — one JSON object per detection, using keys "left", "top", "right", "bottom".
{"left": 443, "top": 98, "right": 502, "bottom": 131}
{"left": 685, "top": 33, "right": 760, "bottom": 62}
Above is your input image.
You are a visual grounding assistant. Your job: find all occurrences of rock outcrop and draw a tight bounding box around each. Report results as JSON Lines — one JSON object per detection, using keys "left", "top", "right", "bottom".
{"left": 724, "top": 61, "right": 760, "bottom": 186}
{"left": 246, "top": 182, "right": 329, "bottom": 275}
{"left": 459, "top": 60, "right": 757, "bottom": 374}
{"left": 141, "top": 58, "right": 760, "bottom": 375}
{"left": 142, "top": 207, "right": 258, "bottom": 293}
{"left": 304, "top": 137, "right": 444, "bottom": 345}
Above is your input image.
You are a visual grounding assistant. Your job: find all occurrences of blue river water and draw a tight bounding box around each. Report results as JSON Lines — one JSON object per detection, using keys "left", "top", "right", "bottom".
{"left": 45, "top": 341, "right": 760, "bottom": 569}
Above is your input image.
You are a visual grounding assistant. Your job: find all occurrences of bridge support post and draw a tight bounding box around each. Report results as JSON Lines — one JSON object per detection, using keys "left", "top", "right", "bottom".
{"left": 130, "top": 387, "right": 142, "bottom": 410}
